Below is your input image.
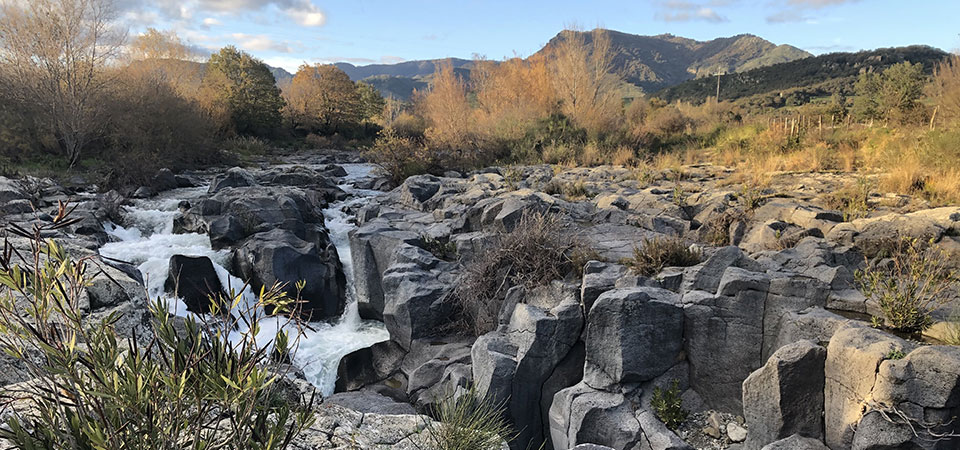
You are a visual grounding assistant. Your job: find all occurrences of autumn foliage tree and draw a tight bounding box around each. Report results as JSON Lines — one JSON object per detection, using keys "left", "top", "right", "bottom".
{"left": 283, "top": 64, "right": 364, "bottom": 134}
{"left": 545, "top": 28, "right": 622, "bottom": 137}
{"left": 422, "top": 61, "right": 475, "bottom": 153}
{"left": 199, "top": 46, "right": 285, "bottom": 136}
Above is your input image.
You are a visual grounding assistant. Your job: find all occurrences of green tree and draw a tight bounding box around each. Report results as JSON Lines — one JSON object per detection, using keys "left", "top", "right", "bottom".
{"left": 200, "top": 46, "right": 284, "bottom": 136}
{"left": 853, "top": 62, "right": 927, "bottom": 124}
{"left": 357, "top": 81, "right": 386, "bottom": 123}
{"left": 878, "top": 61, "right": 927, "bottom": 124}
{"left": 852, "top": 72, "right": 882, "bottom": 121}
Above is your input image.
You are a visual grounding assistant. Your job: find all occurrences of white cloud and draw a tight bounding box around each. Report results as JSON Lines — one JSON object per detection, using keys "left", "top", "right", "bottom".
{"left": 117, "top": 0, "right": 326, "bottom": 28}
{"left": 287, "top": 3, "right": 326, "bottom": 27}
{"left": 231, "top": 33, "right": 294, "bottom": 53}
{"left": 202, "top": 17, "right": 222, "bottom": 26}
{"left": 657, "top": 4, "right": 728, "bottom": 23}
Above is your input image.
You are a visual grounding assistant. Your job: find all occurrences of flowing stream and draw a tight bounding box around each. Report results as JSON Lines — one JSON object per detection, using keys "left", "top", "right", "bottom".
{"left": 98, "top": 163, "right": 389, "bottom": 396}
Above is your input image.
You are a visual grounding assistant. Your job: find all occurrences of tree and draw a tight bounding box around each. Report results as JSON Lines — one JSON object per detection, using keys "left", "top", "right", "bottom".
{"left": 282, "top": 64, "right": 363, "bottom": 134}
{"left": 854, "top": 62, "right": 927, "bottom": 124}
{"left": 357, "top": 81, "right": 386, "bottom": 123}
{"left": 422, "top": 61, "right": 474, "bottom": 151}
{"left": 878, "top": 62, "right": 927, "bottom": 124}
{"left": 0, "top": 0, "right": 123, "bottom": 167}
{"left": 129, "top": 28, "right": 194, "bottom": 61}
{"left": 199, "top": 46, "right": 284, "bottom": 136}
{"left": 929, "top": 54, "right": 960, "bottom": 126}
{"left": 128, "top": 28, "right": 204, "bottom": 97}
{"left": 546, "top": 28, "right": 622, "bottom": 137}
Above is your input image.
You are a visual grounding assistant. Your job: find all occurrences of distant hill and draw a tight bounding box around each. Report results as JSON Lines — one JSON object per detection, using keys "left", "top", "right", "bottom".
{"left": 335, "top": 58, "right": 473, "bottom": 81}
{"left": 269, "top": 66, "right": 294, "bottom": 88}
{"left": 534, "top": 30, "right": 812, "bottom": 93}
{"left": 655, "top": 45, "right": 949, "bottom": 104}
{"left": 328, "top": 30, "right": 809, "bottom": 100}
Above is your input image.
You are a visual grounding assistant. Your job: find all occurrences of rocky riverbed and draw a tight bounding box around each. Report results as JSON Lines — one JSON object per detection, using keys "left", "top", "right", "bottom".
{"left": 1, "top": 154, "right": 959, "bottom": 449}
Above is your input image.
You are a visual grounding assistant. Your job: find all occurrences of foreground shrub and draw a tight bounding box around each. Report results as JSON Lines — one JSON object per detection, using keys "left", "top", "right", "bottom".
{"left": 626, "top": 237, "right": 701, "bottom": 277}
{"left": 0, "top": 208, "right": 314, "bottom": 449}
{"left": 425, "top": 385, "right": 514, "bottom": 450}
{"left": 651, "top": 379, "right": 687, "bottom": 431}
{"left": 856, "top": 237, "right": 958, "bottom": 333}
{"left": 454, "top": 212, "right": 583, "bottom": 335}
{"left": 823, "top": 176, "right": 873, "bottom": 221}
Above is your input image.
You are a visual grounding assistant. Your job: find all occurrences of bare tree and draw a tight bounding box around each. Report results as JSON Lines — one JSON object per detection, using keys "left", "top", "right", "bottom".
{"left": 547, "top": 28, "right": 622, "bottom": 136}
{"left": 0, "top": 0, "right": 124, "bottom": 167}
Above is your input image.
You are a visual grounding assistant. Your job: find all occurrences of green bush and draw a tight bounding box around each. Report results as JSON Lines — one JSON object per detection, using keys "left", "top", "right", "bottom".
{"left": 0, "top": 207, "right": 314, "bottom": 449}
{"left": 651, "top": 379, "right": 687, "bottom": 430}
{"left": 856, "top": 237, "right": 958, "bottom": 333}
{"left": 626, "top": 237, "right": 701, "bottom": 277}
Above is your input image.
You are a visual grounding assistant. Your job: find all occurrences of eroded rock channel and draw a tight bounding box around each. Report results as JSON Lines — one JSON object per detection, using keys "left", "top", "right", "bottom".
{"left": 1, "top": 157, "right": 959, "bottom": 449}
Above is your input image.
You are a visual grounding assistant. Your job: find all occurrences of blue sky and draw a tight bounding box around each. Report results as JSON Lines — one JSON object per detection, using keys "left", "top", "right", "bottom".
{"left": 121, "top": 0, "right": 960, "bottom": 72}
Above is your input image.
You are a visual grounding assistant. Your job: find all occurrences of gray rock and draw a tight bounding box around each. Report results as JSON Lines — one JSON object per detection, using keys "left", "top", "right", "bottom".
{"left": 472, "top": 282, "right": 584, "bottom": 449}
{"left": 824, "top": 326, "right": 910, "bottom": 449}
{"left": 549, "top": 381, "right": 642, "bottom": 450}
{"left": 381, "top": 259, "right": 456, "bottom": 350}
{"left": 335, "top": 340, "right": 406, "bottom": 393}
{"left": 580, "top": 261, "right": 629, "bottom": 315}
{"left": 349, "top": 224, "right": 421, "bottom": 320}
{"left": 583, "top": 287, "right": 683, "bottom": 390}
{"left": 163, "top": 255, "right": 224, "bottom": 314}
{"left": 151, "top": 168, "right": 178, "bottom": 192}
{"left": 685, "top": 269, "right": 767, "bottom": 413}
{"left": 233, "top": 229, "right": 345, "bottom": 320}
{"left": 324, "top": 390, "right": 416, "bottom": 415}
{"left": 743, "top": 340, "right": 826, "bottom": 450}
{"left": 397, "top": 175, "right": 442, "bottom": 210}
{"left": 208, "top": 167, "right": 257, "bottom": 194}
{"left": 637, "top": 408, "right": 694, "bottom": 449}
{"left": 760, "top": 434, "right": 829, "bottom": 450}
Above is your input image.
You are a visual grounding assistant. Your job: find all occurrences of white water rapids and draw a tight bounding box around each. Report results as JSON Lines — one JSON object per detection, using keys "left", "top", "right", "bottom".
{"left": 98, "top": 163, "right": 389, "bottom": 396}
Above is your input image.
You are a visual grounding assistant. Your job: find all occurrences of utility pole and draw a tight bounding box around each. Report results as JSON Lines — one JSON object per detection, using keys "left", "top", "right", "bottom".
{"left": 714, "top": 67, "right": 724, "bottom": 102}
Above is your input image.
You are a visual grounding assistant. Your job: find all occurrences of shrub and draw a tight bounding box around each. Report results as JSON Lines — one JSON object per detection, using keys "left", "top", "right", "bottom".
{"left": 626, "top": 237, "right": 701, "bottom": 277}
{"left": 0, "top": 206, "right": 315, "bottom": 448}
{"left": 454, "top": 212, "right": 582, "bottom": 336}
{"left": 425, "top": 385, "right": 514, "bottom": 450}
{"left": 885, "top": 348, "right": 907, "bottom": 360}
{"left": 367, "top": 127, "right": 434, "bottom": 185}
{"left": 651, "top": 379, "right": 687, "bottom": 430}
{"left": 823, "top": 177, "right": 873, "bottom": 221}
{"left": 702, "top": 208, "right": 746, "bottom": 246}
{"left": 855, "top": 237, "right": 958, "bottom": 333}
{"left": 944, "top": 308, "right": 960, "bottom": 346}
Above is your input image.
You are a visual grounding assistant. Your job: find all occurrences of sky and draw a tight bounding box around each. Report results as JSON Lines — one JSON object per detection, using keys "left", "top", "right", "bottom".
{"left": 120, "top": 0, "right": 960, "bottom": 73}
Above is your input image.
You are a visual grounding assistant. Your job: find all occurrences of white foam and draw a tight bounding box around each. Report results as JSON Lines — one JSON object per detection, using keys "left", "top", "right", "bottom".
{"left": 99, "top": 165, "right": 388, "bottom": 396}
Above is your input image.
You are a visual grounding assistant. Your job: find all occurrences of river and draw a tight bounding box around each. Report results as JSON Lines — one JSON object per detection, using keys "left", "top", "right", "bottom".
{"left": 98, "top": 163, "right": 389, "bottom": 396}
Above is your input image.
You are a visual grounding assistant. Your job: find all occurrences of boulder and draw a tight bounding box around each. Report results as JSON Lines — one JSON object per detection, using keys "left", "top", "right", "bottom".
{"left": 335, "top": 340, "right": 406, "bottom": 393}
{"left": 760, "top": 434, "right": 829, "bottom": 450}
{"left": 151, "top": 168, "right": 179, "bottom": 192}
{"left": 685, "top": 267, "right": 769, "bottom": 413}
{"left": 233, "top": 229, "right": 345, "bottom": 320}
{"left": 0, "top": 177, "right": 27, "bottom": 205}
{"left": 349, "top": 224, "right": 421, "bottom": 320}
{"left": 208, "top": 167, "right": 257, "bottom": 194}
{"left": 549, "top": 381, "right": 642, "bottom": 450}
{"left": 743, "top": 340, "right": 826, "bottom": 450}
{"left": 381, "top": 251, "right": 457, "bottom": 350}
{"left": 472, "top": 282, "right": 584, "bottom": 449}
{"left": 580, "top": 261, "right": 629, "bottom": 315}
{"left": 636, "top": 409, "right": 694, "bottom": 450}
{"left": 583, "top": 287, "right": 683, "bottom": 390}
{"left": 163, "top": 255, "right": 225, "bottom": 314}
{"left": 824, "top": 326, "right": 910, "bottom": 449}
{"left": 397, "top": 175, "right": 442, "bottom": 210}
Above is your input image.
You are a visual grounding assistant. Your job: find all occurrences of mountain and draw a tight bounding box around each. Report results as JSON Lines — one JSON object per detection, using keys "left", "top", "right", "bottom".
{"left": 655, "top": 45, "right": 948, "bottom": 105}
{"left": 329, "top": 30, "right": 810, "bottom": 100}
{"left": 335, "top": 58, "right": 474, "bottom": 81}
{"left": 269, "top": 66, "right": 294, "bottom": 88}
{"left": 535, "top": 30, "right": 812, "bottom": 93}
